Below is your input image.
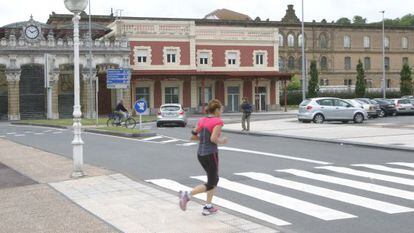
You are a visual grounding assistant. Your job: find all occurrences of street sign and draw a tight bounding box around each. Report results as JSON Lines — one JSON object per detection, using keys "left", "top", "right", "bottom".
{"left": 134, "top": 99, "right": 148, "bottom": 114}
{"left": 106, "top": 69, "right": 130, "bottom": 89}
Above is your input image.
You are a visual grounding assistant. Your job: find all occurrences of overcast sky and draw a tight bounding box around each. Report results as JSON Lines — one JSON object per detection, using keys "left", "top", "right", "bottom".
{"left": 1, "top": 0, "right": 413, "bottom": 26}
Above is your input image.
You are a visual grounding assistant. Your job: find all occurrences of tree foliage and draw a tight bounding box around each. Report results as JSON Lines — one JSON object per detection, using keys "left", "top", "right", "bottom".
{"left": 353, "top": 16, "right": 367, "bottom": 24}
{"left": 355, "top": 59, "right": 366, "bottom": 97}
{"left": 308, "top": 60, "right": 319, "bottom": 98}
{"left": 288, "top": 75, "right": 301, "bottom": 91}
{"left": 400, "top": 64, "right": 413, "bottom": 96}
{"left": 336, "top": 17, "right": 351, "bottom": 25}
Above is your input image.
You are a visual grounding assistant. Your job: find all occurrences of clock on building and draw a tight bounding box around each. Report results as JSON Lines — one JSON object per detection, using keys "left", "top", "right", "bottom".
{"left": 25, "top": 25, "right": 40, "bottom": 39}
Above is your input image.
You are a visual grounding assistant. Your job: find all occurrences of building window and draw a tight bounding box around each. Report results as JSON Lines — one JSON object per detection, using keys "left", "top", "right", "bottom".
{"left": 364, "top": 79, "right": 373, "bottom": 88}
{"left": 385, "top": 57, "right": 390, "bottom": 70}
{"left": 137, "top": 50, "right": 148, "bottom": 63}
{"left": 320, "top": 56, "right": 328, "bottom": 70}
{"left": 384, "top": 37, "right": 390, "bottom": 49}
{"left": 278, "top": 33, "right": 284, "bottom": 47}
{"left": 403, "top": 57, "right": 409, "bottom": 65}
{"left": 225, "top": 50, "right": 240, "bottom": 66}
{"left": 198, "top": 87, "right": 212, "bottom": 106}
{"left": 363, "top": 36, "right": 370, "bottom": 48}
{"left": 402, "top": 37, "right": 408, "bottom": 49}
{"left": 344, "top": 57, "right": 351, "bottom": 70}
{"left": 320, "top": 79, "right": 329, "bottom": 86}
{"left": 199, "top": 52, "right": 209, "bottom": 65}
{"left": 387, "top": 79, "right": 391, "bottom": 88}
{"left": 134, "top": 46, "right": 152, "bottom": 65}
{"left": 135, "top": 87, "right": 150, "bottom": 107}
{"left": 287, "top": 34, "right": 295, "bottom": 47}
{"left": 163, "top": 47, "right": 181, "bottom": 65}
{"left": 344, "top": 79, "right": 353, "bottom": 86}
{"left": 320, "top": 34, "right": 328, "bottom": 49}
{"left": 288, "top": 56, "right": 295, "bottom": 70}
{"left": 298, "top": 34, "right": 305, "bottom": 47}
{"left": 165, "top": 87, "right": 179, "bottom": 104}
{"left": 197, "top": 50, "right": 212, "bottom": 67}
{"left": 279, "top": 56, "right": 285, "bottom": 70}
{"left": 253, "top": 51, "right": 268, "bottom": 66}
{"left": 364, "top": 57, "right": 371, "bottom": 70}
{"left": 344, "top": 35, "right": 351, "bottom": 48}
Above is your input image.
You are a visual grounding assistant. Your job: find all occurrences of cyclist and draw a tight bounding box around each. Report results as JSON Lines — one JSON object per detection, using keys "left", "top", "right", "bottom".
{"left": 114, "top": 99, "right": 128, "bottom": 123}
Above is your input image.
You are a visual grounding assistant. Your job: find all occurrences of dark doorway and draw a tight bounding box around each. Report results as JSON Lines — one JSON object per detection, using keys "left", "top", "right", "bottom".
{"left": 98, "top": 73, "right": 112, "bottom": 116}
{"left": 58, "top": 65, "right": 74, "bottom": 118}
{"left": 19, "top": 64, "right": 45, "bottom": 119}
{"left": 0, "top": 65, "right": 7, "bottom": 120}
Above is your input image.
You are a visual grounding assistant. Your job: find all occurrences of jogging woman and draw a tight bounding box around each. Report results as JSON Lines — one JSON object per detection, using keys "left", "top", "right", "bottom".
{"left": 179, "top": 99, "right": 228, "bottom": 216}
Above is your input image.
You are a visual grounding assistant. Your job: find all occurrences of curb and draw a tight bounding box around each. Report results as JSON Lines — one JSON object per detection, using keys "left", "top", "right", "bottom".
{"left": 83, "top": 128, "right": 157, "bottom": 138}
{"left": 11, "top": 122, "right": 68, "bottom": 129}
{"left": 222, "top": 128, "right": 414, "bottom": 152}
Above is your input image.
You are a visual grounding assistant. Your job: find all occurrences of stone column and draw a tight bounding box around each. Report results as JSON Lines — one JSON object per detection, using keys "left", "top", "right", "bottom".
{"left": 123, "top": 88, "right": 132, "bottom": 111}
{"left": 275, "top": 80, "right": 281, "bottom": 110}
{"left": 5, "top": 69, "right": 21, "bottom": 120}
{"left": 82, "top": 69, "right": 97, "bottom": 119}
{"left": 49, "top": 71, "right": 60, "bottom": 119}
{"left": 190, "top": 76, "right": 197, "bottom": 113}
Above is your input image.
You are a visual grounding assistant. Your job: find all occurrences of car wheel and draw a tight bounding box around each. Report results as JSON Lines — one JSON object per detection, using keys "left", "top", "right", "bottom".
{"left": 313, "top": 114, "right": 325, "bottom": 124}
{"left": 379, "top": 109, "right": 385, "bottom": 118}
{"left": 156, "top": 122, "right": 162, "bottom": 128}
{"left": 353, "top": 113, "right": 364, "bottom": 123}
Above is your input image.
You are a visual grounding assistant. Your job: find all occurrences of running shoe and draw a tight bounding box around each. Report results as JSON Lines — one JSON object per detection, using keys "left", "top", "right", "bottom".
{"left": 202, "top": 205, "right": 218, "bottom": 216}
{"left": 179, "top": 191, "right": 190, "bottom": 211}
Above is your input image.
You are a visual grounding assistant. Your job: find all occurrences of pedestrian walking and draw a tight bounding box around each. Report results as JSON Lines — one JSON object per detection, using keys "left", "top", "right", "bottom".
{"left": 240, "top": 97, "right": 252, "bottom": 131}
{"left": 178, "top": 99, "right": 228, "bottom": 216}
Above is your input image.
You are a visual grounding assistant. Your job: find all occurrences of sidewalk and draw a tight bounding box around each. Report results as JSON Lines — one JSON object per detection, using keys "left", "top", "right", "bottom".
{"left": 223, "top": 118, "right": 414, "bottom": 151}
{"left": 0, "top": 139, "right": 278, "bottom": 233}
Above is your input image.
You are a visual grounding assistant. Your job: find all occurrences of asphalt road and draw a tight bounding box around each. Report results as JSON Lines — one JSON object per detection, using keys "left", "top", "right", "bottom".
{"left": 1, "top": 116, "right": 414, "bottom": 233}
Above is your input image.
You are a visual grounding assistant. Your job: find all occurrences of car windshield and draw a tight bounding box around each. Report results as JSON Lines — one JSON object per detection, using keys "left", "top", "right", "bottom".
{"left": 299, "top": 100, "right": 311, "bottom": 106}
{"left": 398, "top": 99, "right": 411, "bottom": 104}
{"left": 161, "top": 106, "right": 180, "bottom": 111}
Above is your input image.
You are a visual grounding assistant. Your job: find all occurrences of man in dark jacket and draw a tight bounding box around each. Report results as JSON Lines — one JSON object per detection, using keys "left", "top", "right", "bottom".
{"left": 115, "top": 99, "right": 128, "bottom": 123}
{"left": 240, "top": 97, "right": 252, "bottom": 131}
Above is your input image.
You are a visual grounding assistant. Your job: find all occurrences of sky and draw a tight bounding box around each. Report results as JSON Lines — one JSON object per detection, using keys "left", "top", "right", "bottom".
{"left": 0, "top": 0, "right": 413, "bottom": 26}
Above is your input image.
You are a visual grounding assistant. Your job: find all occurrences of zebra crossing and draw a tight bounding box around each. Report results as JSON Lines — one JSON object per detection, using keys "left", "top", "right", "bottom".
{"left": 138, "top": 134, "right": 197, "bottom": 147}
{"left": 146, "top": 162, "right": 414, "bottom": 227}
{"left": 0, "top": 128, "right": 66, "bottom": 138}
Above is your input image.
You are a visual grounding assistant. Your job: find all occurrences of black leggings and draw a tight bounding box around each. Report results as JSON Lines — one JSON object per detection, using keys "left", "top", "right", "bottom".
{"left": 198, "top": 153, "right": 219, "bottom": 191}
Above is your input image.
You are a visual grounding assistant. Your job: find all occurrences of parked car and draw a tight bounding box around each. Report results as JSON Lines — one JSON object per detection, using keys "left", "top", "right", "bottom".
{"left": 390, "top": 98, "right": 414, "bottom": 115}
{"left": 298, "top": 97, "right": 368, "bottom": 124}
{"left": 156, "top": 104, "right": 187, "bottom": 127}
{"left": 402, "top": 95, "right": 414, "bottom": 105}
{"left": 356, "top": 98, "right": 381, "bottom": 118}
{"left": 372, "top": 99, "right": 397, "bottom": 117}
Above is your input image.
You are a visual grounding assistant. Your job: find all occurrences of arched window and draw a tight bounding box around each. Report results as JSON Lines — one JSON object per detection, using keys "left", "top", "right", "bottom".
{"left": 278, "top": 33, "right": 284, "bottom": 47}
{"left": 298, "top": 34, "right": 305, "bottom": 47}
{"left": 288, "top": 56, "right": 295, "bottom": 70}
{"left": 402, "top": 37, "right": 408, "bottom": 49}
{"left": 287, "top": 34, "right": 295, "bottom": 47}
{"left": 363, "top": 36, "right": 370, "bottom": 48}
{"left": 279, "top": 56, "right": 285, "bottom": 70}
{"left": 344, "top": 35, "right": 351, "bottom": 48}
{"left": 319, "top": 34, "right": 328, "bottom": 49}
{"left": 384, "top": 36, "right": 390, "bottom": 49}
{"left": 320, "top": 56, "right": 328, "bottom": 70}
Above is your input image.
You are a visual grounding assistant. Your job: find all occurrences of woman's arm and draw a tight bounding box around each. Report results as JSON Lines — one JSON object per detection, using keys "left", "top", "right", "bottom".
{"left": 210, "top": 125, "right": 228, "bottom": 145}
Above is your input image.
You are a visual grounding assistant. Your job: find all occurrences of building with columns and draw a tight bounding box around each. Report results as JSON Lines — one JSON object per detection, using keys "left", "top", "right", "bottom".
{"left": 0, "top": 14, "right": 131, "bottom": 120}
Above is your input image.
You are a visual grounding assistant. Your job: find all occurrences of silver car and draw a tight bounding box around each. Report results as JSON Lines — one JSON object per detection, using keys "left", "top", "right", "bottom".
{"left": 391, "top": 98, "right": 414, "bottom": 115}
{"left": 156, "top": 104, "right": 187, "bottom": 127}
{"left": 298, "top": 97, "right": 368, "bottom": 124}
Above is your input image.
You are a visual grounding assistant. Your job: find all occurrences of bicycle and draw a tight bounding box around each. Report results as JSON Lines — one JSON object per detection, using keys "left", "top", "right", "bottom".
{"left": 106, "top": 112, "right": 137, "bottom": 129}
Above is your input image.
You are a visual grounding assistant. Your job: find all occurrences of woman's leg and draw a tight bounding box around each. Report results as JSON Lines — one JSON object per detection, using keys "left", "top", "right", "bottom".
{"left": 206, "top": 187, "right": 216, "bottom": 204}
{"left": 191, "top": 184, "right": 206, "bottom": 196}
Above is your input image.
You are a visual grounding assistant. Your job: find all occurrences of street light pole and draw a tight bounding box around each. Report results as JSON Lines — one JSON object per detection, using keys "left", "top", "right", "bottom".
{"left": 381, "top": 10, "right": 386, "bottom": 98}
{"left": 301, "top": 0, "right": 306, "bottom": 100}
{"left": 88, "top": 0, "right": 94, "bottom": 119}
{"left": 64, "top": 0, "right": 88, "bottom": 178}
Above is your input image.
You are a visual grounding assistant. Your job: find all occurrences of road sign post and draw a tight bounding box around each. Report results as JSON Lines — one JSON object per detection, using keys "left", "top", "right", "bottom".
{"left": 134, "top": 99, "right": 148, "bottom": 131}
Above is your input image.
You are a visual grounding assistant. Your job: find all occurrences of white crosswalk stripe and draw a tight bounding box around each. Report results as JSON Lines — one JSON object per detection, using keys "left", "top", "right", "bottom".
{"left": 317, "top": 166, "right": 414, "bottom": 186}
{"left": 159, "top": 139, "right": 180, "bottom": 144}
{"left": 353, "top": 164, "right": 414, "bottom": 177}
{"left": 388, "top": 162, "right": 414, "bottom": 169}
{"left": 141, "top": 136, "right": 163, "bottom": 141}
{"left": 177, "top": 142, "right": 198, "bottom": 146}
{"left": 236, "top": 172, "right": 413, "bottom": 214}
{"left": 279, "top": 169, "right": 414, "bottom": 201}
{"left": 146, "top": 178, "right": 291, "bottom": 226}
{"left": 191, "top": 176, "right": 356, "bottom": 220}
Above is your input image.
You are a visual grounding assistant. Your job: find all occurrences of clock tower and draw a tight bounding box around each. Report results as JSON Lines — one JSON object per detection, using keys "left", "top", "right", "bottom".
{"left": 22, "top": 15, "right": 43, "bottom": 42}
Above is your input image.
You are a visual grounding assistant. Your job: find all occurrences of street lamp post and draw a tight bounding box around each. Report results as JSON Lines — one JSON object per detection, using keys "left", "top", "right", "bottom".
{"left": 64, "top": 0, "right": 88, "bottom": 178}
{"left": 301, "top": 0, "right": 306, "bottom": 100}
{"left": 380, "top": 10, "right": 386, "bottom": 98}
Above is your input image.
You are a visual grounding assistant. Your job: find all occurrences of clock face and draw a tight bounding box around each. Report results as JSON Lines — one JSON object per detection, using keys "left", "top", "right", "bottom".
{"left": 25, "top": 25, "right": 39, "bottom": 39}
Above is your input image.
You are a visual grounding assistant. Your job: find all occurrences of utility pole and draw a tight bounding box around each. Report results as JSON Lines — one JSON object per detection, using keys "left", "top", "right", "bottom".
{"left": 381, "top": 10, "right": 386, "bottom": 98}
{"left": 301, "top": 0, "right": 306, "bottom": 100}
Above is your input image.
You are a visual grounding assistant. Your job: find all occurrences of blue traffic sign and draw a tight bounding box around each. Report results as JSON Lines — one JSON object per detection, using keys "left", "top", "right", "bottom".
{"left": 107, "top": 69, "right": 130, "bottom": 89}
{"left": 134, "top": 99, "right": 148, "bottom": 114}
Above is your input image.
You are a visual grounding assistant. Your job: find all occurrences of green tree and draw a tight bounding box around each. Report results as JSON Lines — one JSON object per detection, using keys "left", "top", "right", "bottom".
{"left": 400, "top": 14, "right": 414, "bottom": 26}
{"left": 308, "top": 60, "right": 319, "bottom": 98}
{"left": 355, "top": 59, "right": 366, "bottom": 97}
{"left": 336, "top": 17, "right": 351, "bottom": 25}
{"left": 353, "top": 15, "right": 367, "bottom": 24}
{"left": 288, "top": 75, "right": 301, "bottom": 90}
{"left": 400, "top": 63, "right": 413, "bottom": 96}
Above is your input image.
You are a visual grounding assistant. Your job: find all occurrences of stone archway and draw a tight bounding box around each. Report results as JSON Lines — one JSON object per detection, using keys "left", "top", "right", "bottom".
{"left": 58, "top": 64, "right": 75, "bottom": 118}
{"left": 19, "top": 64, "right": 45, "bottom": 119}
{"left": 0, "top": 65, "right": 7, "bottom": 120}
{"left": 96, "top": 64, "right": 118, "bottom": 115}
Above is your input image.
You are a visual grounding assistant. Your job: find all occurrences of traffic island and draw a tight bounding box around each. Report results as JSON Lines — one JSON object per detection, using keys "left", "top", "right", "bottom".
{"left": 84, "top": 127, "right": 156, "bottom": 138}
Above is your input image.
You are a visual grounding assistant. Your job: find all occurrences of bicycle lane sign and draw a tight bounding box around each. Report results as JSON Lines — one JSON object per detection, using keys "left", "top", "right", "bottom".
{"left": 134, "top": 99, "right": 148, "bottom": 130}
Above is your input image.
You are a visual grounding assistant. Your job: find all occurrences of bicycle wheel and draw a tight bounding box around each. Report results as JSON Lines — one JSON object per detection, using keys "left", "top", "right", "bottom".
{"left": 125, "top": 118, "right": 137, "bottom": 129}
{"left": 107, "top": 118, "right": 116, "bottom": 127}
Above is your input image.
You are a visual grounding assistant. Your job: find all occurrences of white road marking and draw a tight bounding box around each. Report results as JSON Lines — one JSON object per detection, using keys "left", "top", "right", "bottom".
{"left": 218, "top": 146, "right": 331, "bottom": 165}
{"left": 159, "top": 139, "right": 180, "bottom": 144}
{"left": 141, "top": 136, "right": 163, "bottom": 141}
{"left": 237, "top": 172, "right": 413, "bottom": 214}
{"left": 14, "top": 134, "right": 25, "bottom": 137}
{"left": 177, "top": 142, "right": 198, "bottom": 146}
{"left": 52, "top": 131, "right": 63, "bottom": 134}
{"left": 279, "top": 169, "right": 414, "bottom": 201}
{"left": 353, "top": 164, "right": 414, "bottom": 177}
{"left": 43, "top": 130, "right": 52, "bottom": 133}
{"left": 388, "top": 162, "right": 414, "bottom": 169}
{"left": 34, "top": 133, "right": 44, "bottom": 135}
{"left": 24, "top": 131, "right": 34, "bottom": 133}
{"left": 6, "top": 132, "right": 16, "bottom": 135}
{"left": 146, "top": 178, "right": 291, "bottom": 226}
{"left": 191, "top": 176, "right": 356, "bottom": 221}
{"left": 318, "top": 166, "right": 414, "bottom": 186}
{"left": 0, "top": 135, "right": 5, "bottom": 138}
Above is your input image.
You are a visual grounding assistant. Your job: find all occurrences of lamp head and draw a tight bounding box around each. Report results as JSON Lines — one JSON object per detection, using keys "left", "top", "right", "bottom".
{"left": 64, "top": 0, "right": 88, "bottom": 14}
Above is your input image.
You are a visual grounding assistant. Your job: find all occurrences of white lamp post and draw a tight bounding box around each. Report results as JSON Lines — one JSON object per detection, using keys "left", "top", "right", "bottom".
{"left": 64, "top": 0, "right": 88, "bottom": 178}
{"left": 301, "top": 0, "right": 306, "bottom": 100}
